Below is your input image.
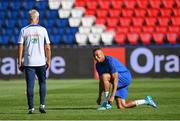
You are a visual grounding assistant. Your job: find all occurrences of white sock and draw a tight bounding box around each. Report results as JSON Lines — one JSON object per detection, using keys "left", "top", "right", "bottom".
{"left": 104, "top": 91, "right": 109, "bottom": 102}
{"left": 135, "top": 99, "right": 147, "bottom": 106}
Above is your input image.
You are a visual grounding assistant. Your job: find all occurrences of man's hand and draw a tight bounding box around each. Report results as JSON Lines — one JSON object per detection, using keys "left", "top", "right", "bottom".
{"left": 108, "top": 96, "right": 115, "bottom": 105}
{"left": 46, "top": 61, "right": 51, "bottom": 70}
{"left": 18, "top": 63, "right": 24, "bottom": 72}
{"left": 96, "top": 97, "right": 101, "bottom": 105}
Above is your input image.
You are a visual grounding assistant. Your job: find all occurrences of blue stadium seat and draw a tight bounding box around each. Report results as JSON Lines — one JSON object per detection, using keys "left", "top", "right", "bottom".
{"left": 5, "top": 29, "right": 13, "bottom": 35}
{"left": 65, "top": 27, "right": 79, "bottom": 35}
{"left": 19, "top": 11, "right": 28, "bottom": 19}
{"left": 1, "top": 36, "right": 9, "bottom": 45}
{"left": 35, "top": 1, "right": 48, "bottom": 10}
{"left": 43, "top": 19, "right": 54, "bottom": 28}
{"left": 55, "top": 19, "right": 69, "bottom": 27}
{"left": 50, "top": 35, "right": 62, "bottom": 45}
{"left": 0, "top": 11, "right": 5, "bottom": 19}
{"left": 0, "top": 2, "right": 8, "bottom": 10}
{"left": 46, "top": 10, "right": 58, "bottom": 18}
{"left": 4, "top": 20, "right": 16, "bottom": 29}
{"left": 10, "top": 2, "right": 21, "bottom": 10}
{"left": 63, "top": 35, "right": 75, "bottom": 44}
{"left": 53, "top": 28, "right": 65, "bottom": 35}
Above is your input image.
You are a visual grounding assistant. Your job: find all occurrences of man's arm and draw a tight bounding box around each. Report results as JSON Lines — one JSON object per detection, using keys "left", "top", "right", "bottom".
{"left": 44, "top": 44, "right": 51, "bottom": 69}
{"left": 109, "top": 72, "right": 118, "bottom": 104}
{"left": 18, "top": 43, "right": 24, "bottom": 71}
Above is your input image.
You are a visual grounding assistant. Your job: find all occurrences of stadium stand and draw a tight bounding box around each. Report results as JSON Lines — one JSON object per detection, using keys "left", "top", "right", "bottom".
{"left": 0, "top": 0, "right": 179, "bottom": 46}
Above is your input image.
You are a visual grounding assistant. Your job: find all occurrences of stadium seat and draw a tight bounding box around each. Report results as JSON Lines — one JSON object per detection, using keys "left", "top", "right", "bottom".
{"left": 81, "top": 16, "right": 95, "bottom": 27}
{"left": 88, "top": 33, "right": 101, "bottom": 45}
{"left": 75, "top": 33, "right": 88, "bottom": 45}
{"left": 106, "top": 26, "right": 117, "bottom": 32}
{"left": 127, "top": 33, "right": 139, "bottom": 45}
{"left": 75, "top": 0, "right": 86, "bottom": 7}
{"left": 109, "top": 9, "right": 121, "bottom": 17}
{"left": 153, "top": 33, "right": 165, "bottom": 45}
{"left": 168, "top": 26, "right": 179, "bottom": 32}
{"left": 134, "top": 8, "right": 147, "bottom": 17}
{"left": 71, "top": 7, "right": 85, "bottom": 18}
{"left": 1, "top": 36, "right": 9, "bottom": 45}
{"left": 10, "top": 2, "right": 21, "bottom": 10}
{"left": 69, "top": 17, "right": 81, "bottom": 27}
{"left": 111, "top": 0, "right": 123, "bottom": 9}
{"left": 132, "top": 17, "right": 144, "bottom": 26}
{"left": 158, "top": 17, "right": 170, "bottom": 26}
{"left": 85, "top": 9, "right": 96, "bottom": 16}
{"left": 91, "top": 25, "right": 105, "bottom": 33}
{"left": 86, "top": 1, "right": 98, "bottom": 9}
{"left": 150, "top": 0, "right": 162, "bottom": 8}
{"left": 65, "top": 27, "right": 78, "bottom": 34}
{"left": 35, "top": 1, "right": 48, "bottom": 10}
{"left": 63, "top": 34, "right": 75, "bottom": 44}
{"left": 142, "top": 26, "right": 155, "bottom": 33}
{"left": 115, "top": 33, "right": 126, "bottom": 45}
{"left": 48, "top": 0, "right": 61, "bottom": 9}
{"left": 0, "top": 1, "right": 8, "bottom": 10}
{"left": 96, "top": 9, "right": 108, "bottom": 17}
{"left": 155, "top": 26, "right": 167, "bottom": 33}
{"left": 50, "top": 35, "right": 62, "bottom": 44}
{"left": 98, "top": 0, "right": 110, "bottom": 9}
{"left": 163, "top": 0, "right": 175, "bottom": 8}
{"left": 173, "top": 8, "right": 180, "bottom": 16}
{"left": 116, "top": 26, "right": 129, "bottom": 33}
{"left": 56, "top": 19, "right": 69, "bottom": 27}
{"left": 96, "top": 17, "right": 106, "bottom": 25}
{"left": 52, "top": 28, "right": 65, "bottom": 35}
{"left": 0, "top": 11, "right": 5, "bottom": 19}
{"left": 124, "top": 0, "right": 137, "bottom": 9}
{"left": 101, "top": 32, "right": 115, "bottom": 45}
{"left": 145, "top": 17, "right": 157, "bottom": 26}
{"left": 167, "top": 32, "right": 178, "bottom": 44}
{"left": 79, "top": 26, "right": 91, "bottom": 34}
{"left": 137, "top": 0, "right": 149, "bottom": 8}
{"left": 160, "top": 8, "right": 172, "bottom": 17}
{"left": 176, "top": 0, "right": 180, "bottom": 7}
{"left": 61, "top": 0, "right": 74, "bottom": 9}
{"left": 46, "top": 10, "right": 58, "bottom": 18}
{"left": 140, "top": 33, "right": 152, "bottom": 45}
{"left": 122, "top": 9, "right": 134, "bottom": 17}
{"left": 107, "top": 18, "right": 119, "bottom": 27}
{"left": 119, "top": 17, "right": 131, "bottom": 26}
{"left": 43, "top": 19, "right": 54, "bottom": 28}
{"left": 147, "top": 8, "right": 160, "bottom": 17}
{"left": 171, "top": 17, "right": 180, "bottom": 26}
{"left": 129, "top": 26, "right": 142, "bottom": 33}
{"left": 58, "top": 9, "right": 71, "bottom": 18}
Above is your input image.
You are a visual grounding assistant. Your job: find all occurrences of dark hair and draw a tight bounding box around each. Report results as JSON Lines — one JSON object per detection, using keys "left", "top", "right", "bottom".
{"left": 92, "top": 47, "right": 101, "bottom": 54}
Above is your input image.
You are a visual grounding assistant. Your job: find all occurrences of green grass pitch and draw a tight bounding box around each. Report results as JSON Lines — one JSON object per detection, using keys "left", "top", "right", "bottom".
{"left": 0, "top": 78, "right": 180, "bottom": 120}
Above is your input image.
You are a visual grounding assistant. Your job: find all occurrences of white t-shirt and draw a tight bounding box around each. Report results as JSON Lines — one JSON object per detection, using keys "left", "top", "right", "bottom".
{"left": 18, "top": 24, "right": 50, "bottom": 66}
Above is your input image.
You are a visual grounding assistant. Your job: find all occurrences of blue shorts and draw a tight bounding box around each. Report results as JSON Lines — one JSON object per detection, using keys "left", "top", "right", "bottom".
{"left": 115, "top": 71, "right": 132, "bottom": 99}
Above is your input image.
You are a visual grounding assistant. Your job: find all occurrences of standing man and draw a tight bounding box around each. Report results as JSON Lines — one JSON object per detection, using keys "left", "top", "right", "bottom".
{"left": 18, "top": 9, "right": 51, "bottom": 114}
{"left": 93, "top": 48, "right": 158, "bottom": 110}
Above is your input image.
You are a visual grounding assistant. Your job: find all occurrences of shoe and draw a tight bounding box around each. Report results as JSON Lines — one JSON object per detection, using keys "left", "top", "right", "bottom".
{"left": 28, "top": 108, "right": 35, "bottom": 114}
{"left": 145, "top": 96, "right": 158, "bottom": 109}
{"left": 39, "top": 104, "right": 46, "bottom": 113}
{"left": 98, "top": 102, "right": 112, "bottom": 111}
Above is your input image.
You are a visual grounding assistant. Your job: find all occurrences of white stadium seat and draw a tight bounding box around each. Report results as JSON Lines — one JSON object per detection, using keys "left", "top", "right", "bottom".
{"left": 75, "top": 33, "right": 88, "bottom": 45}
{"left": 58, "top": 9, "right": 71, "bottom": 18}
{"left": 101, "top": 32, "right": 115, "bottom": 45}
{"left": 71, "top": 7, "right": 85, "bottom": 18}
{"left": 61, "top": 0, "right": 74, "bottom": 9}
{"left": 88, "top": 33, "right": 101, "bottom": 45}
{"left": 78, "top": 26, "right": 91, "bottom": 34}
{"left": 81, "top": 16, "right": 95, "bottom": 27}
{"left": 48, "top": 0, "right": 61, "bottom": 9}
{"left": 91, "top": 25, "right": 105, "bottom": 33}
{"left": 69, "top": 17, "right": 81, "bottom": 27}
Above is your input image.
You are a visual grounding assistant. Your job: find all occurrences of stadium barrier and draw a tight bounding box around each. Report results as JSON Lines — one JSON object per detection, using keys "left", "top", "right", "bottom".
{"left": 0, "top": 46, "right": 179, "bottom": 80}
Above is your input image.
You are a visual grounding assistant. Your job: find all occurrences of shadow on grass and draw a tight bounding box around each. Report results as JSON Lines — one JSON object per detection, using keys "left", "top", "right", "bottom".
{"left": 47, "top": 107, "right": 97, "bottom": 110}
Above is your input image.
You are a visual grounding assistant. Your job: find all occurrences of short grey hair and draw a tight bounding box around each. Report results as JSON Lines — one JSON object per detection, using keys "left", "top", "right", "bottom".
{"left": 29, "top": 9, "right": 39, "bottom": 20}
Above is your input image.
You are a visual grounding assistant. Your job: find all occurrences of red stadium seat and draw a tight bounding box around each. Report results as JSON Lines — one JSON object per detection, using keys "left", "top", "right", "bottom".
{"left": 134, "top": 8, "right": 147, "bottom": 17}
{"left": 111, "top": 0, "right": 123, "bottom": 9}
{"left": 119, "top": 17, "right": 131, "bottom": 26}
{"left": 122, "top": 8, "right": 134, "bottom": 17}
{"left": 168, "top": 26, "right": 180, "bottom": 32}
{"left": 150, "top": 0, "right": 162, "bottom": 8}
{"left": 132, "top": 17, "right": 144, "bottom": 26}
{"left": 115, "top": 33, "right": 126, "bottom": 45}
{"left": 167, "top": 32, "right": 178, "bottom": 44}
{"left": 107, "top": 17, "right": 119, "bottom": 27}
{"left": 176, "top": 0, "right": 180, "bottom": 7}
{"left": 155, "top": 26, "right": 167, "bottom": 33}
{"left": 75, "top": 0, "right": 86, "bottom": 7}
{"left": 158, "top": 17, "right": 170, "bottom": 26}
{"left": 160, "top": 8, "right": 172, "bottom": 17}
{"left": 153, "top": 33, "right": 165, "bottom": 45}
{"left": 171, "top": 17, "right": 180, "bottom": 26}
{"left": 124, "top": 0, "right": 137, "bottom": 9}
{"left": 137, "top": 0, "right": 149, "bottom": 8}
{"left": 127, "top": 33, "right": 139, "bottom": 45}
{"left": 140, "top": 33, "right": 152, "bottom": 45}
{"left": 145, "top": 17, "right": 157, "bottom": 26}
{"left": 129, "top": 26, "right": 142, "bottom": 33}
{"left": 142, "top": 26, "right": 155, "bottom": 32}
{"left": 86, "top": 1, "right": 98, "bottom": 9}
{"left": 96, "top": 9, "right": 108, "bottom": 17}
{"left": 163, "top": 0, "right": 175, "bottom": 8}
{"left": 109, "top": 9, "right": 121, "bottom": 17}
{"left": 147, "top": 8, "right": 160, "bottom": 17}
{"left": 96, "top": 17, "right": 106, "bottom": 24}
{"left": 98, "top": 0, "right": 110, "bottom": 9}
{"left": 116, "top": 26, "right": 129, "bottom": 33}
{"left": 85, "top": 9, "right": 96, "bottom": 16}
{"left": 106, "top": 26, "right": 116, "bottom": 32}
{"left": 173, "top": 8, "right": 180, "bottom": 16}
